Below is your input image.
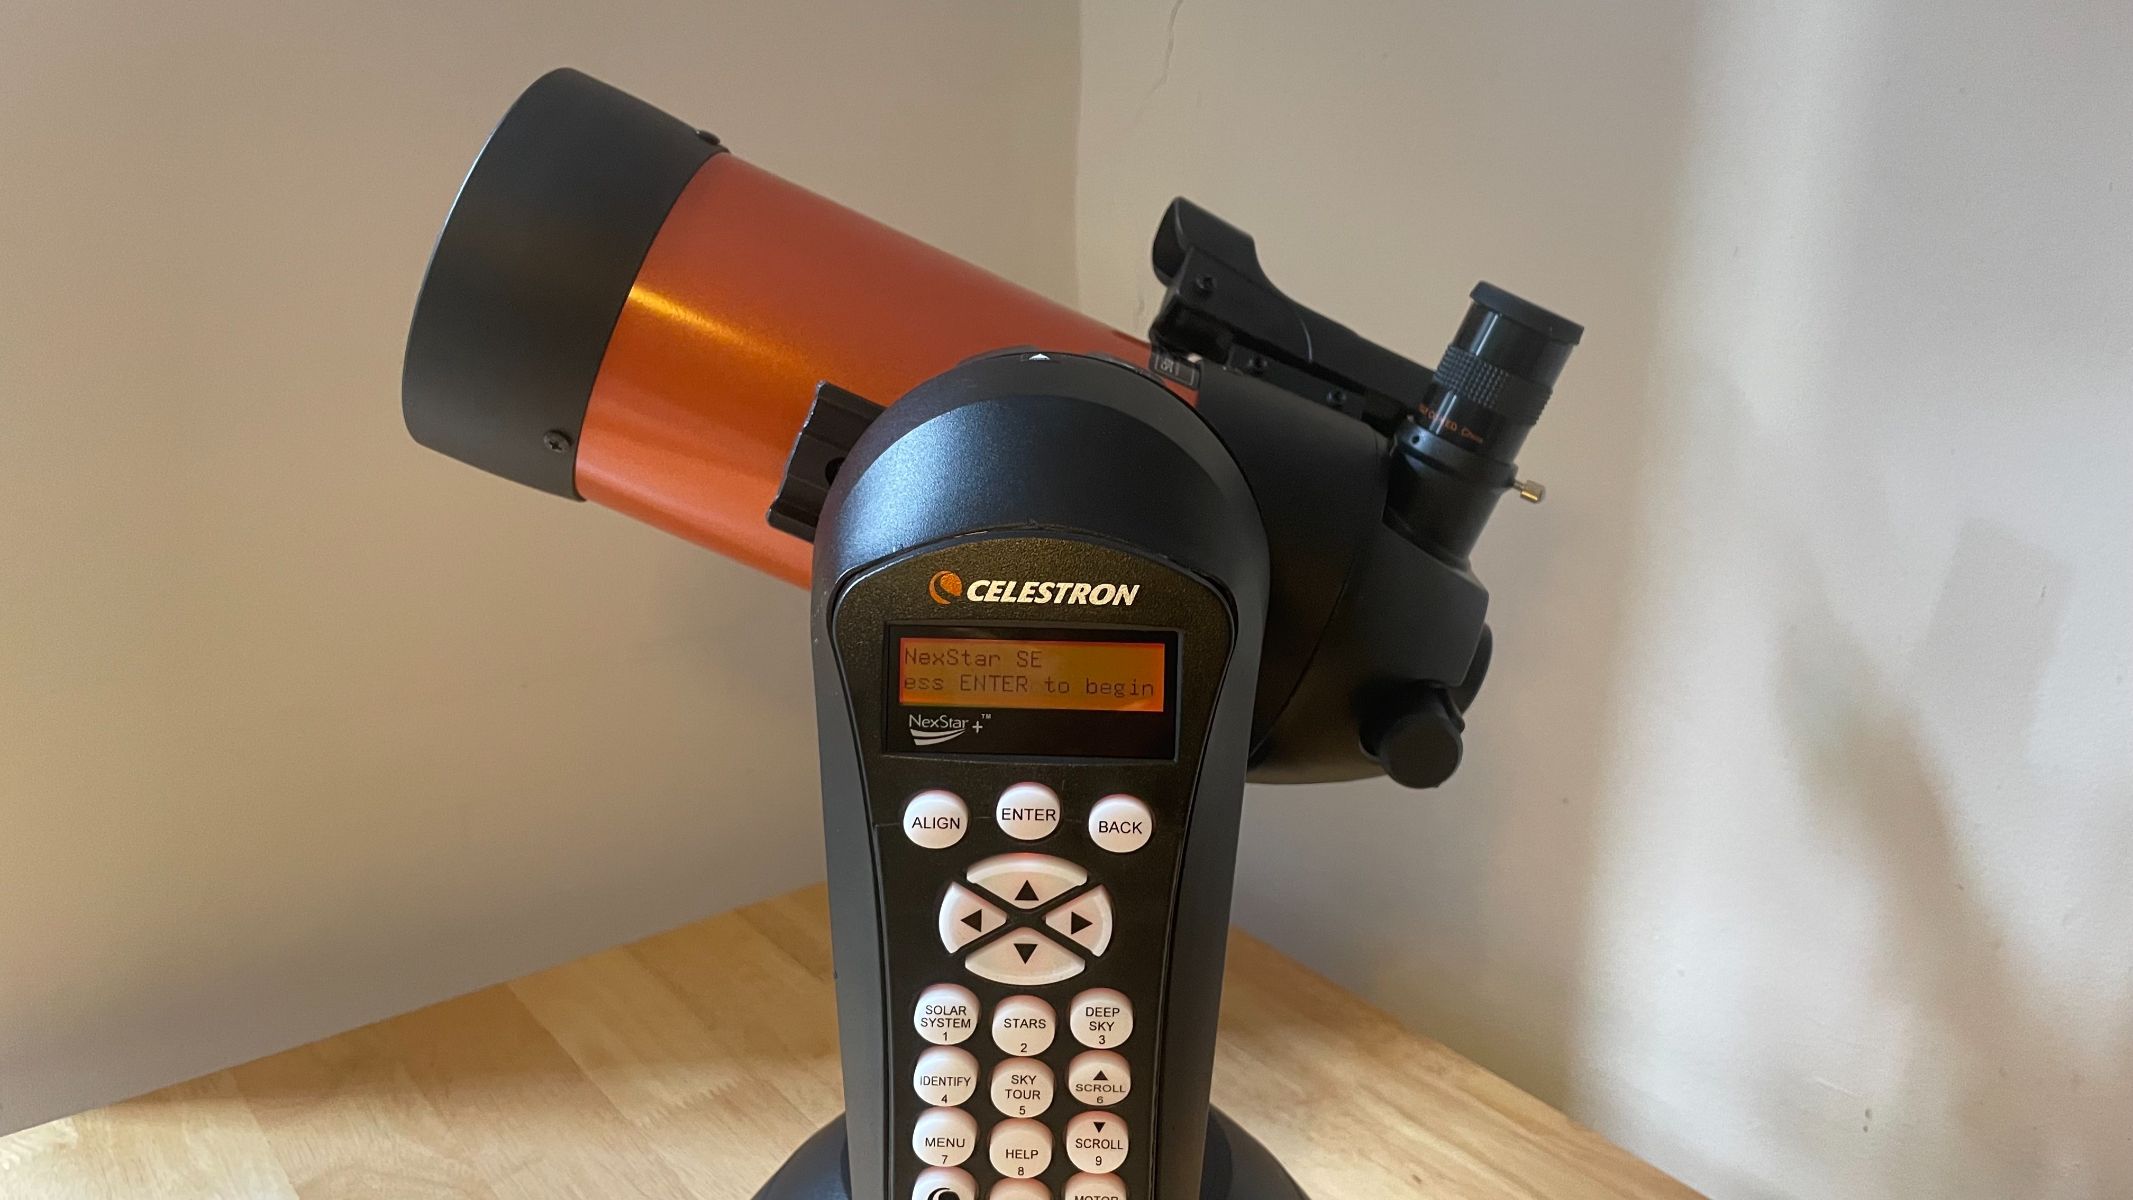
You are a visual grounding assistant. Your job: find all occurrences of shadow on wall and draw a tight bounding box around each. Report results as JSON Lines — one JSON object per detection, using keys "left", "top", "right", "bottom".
{"left": 1780, "top": 523, "right": 2133, "bottom": 1195}
{"left": 1216, "top": 0, "right": 1704, "bottom": 1106}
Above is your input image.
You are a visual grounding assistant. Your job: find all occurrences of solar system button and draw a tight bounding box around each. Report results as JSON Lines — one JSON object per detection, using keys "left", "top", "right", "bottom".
{"left": 914, "top": 983, "right": 980, "bottom": 1045}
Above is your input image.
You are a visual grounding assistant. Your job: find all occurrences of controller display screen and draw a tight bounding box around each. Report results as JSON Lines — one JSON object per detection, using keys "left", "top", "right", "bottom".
{"left": 886, "top": 626, "right": 1178, "bottom": 759}
{"left": 898, "top": 637, "right": 1164, "bottom": 711}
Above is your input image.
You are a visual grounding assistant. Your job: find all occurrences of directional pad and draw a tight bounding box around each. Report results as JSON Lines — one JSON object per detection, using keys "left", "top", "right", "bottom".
{"left": 1043, "top": 886, "right": 1113, "bottom": 956}
{"left": 938, "top": 883, "right": 1009, "bottom": 952}
{"left": 965, "top": 928, "right": 1084, "bottom": 985}
{"left": 967, "top": 853, "right": 1087, "bottom": 910}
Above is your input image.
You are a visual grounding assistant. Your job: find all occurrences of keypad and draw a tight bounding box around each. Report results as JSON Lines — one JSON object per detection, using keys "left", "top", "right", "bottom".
{"left": 903, "top": 789, "right": 1151, "bottom": 1198}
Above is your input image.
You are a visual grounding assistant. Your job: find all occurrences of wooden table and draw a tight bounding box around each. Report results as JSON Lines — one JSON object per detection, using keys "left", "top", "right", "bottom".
{"left": 0, "top": 886, "right": 1698, "bottom": 1198}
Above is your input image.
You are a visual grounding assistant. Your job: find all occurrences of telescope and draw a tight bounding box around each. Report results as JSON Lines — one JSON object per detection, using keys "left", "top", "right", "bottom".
{"left": 405, "top": 68, "right": 1580, "bottom": 1200}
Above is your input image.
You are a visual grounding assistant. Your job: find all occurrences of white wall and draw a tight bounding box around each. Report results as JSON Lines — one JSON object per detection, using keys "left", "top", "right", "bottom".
{"left": 0, "top": 0, "right": 1080, "bottom": 1135}
{"left": 1079, "top": 3, "right": 2131, "bottom": 1197}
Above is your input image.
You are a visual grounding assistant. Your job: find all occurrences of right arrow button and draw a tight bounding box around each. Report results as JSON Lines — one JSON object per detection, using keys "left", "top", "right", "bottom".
{"left": 1043, "top": 886, "right": 1114, "bottom": 956}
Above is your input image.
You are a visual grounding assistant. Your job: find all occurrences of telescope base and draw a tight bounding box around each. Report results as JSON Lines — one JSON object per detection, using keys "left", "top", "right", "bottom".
{"left": 752, "top": 1108, "right": 1309, "bottom": 1200}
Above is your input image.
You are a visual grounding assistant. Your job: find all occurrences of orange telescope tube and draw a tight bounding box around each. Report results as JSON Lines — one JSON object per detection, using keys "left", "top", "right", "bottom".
{"left": 404, "top": 69, "right": 1150, "bottom": 585}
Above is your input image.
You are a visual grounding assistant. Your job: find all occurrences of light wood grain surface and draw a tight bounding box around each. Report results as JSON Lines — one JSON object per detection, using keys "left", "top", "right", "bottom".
{"left": 0, "top": 886, "right": 1699, "bottom": 1198}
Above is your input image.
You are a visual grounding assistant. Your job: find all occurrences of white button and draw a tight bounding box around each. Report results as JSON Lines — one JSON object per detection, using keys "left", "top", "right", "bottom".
{"left": 988, "top": 1117, "right": 1053, "bottom": 1179}
{"left": 995, "top": 782, "right": 1062, "bottom": 840}
{"left": 1069, "top": 989, "right": 1133, "bottom": 1048}
{"left": 914, "top": 983, "right": 980, "bottom": 1045}
{"left": 904, "top": 790, "right": 969, "bottom": 849}
{"left": 913, "top": 1106, "right": 978, "bottom": 1167}
{"left": 913, "top": 1166, "right": 976, "bottom": 1200}
{"left": 1065, "top": 1050, "right": 1130, "bottom": 1107}
{"left": 1064, "top": 1111, "right": 1129, "bottom": 1174}
{"left": 939, "top": 883, "right": 1009, "bottom": 952}
{"left": 1061, "top": 1173, "right": 1126, "bottom": 1200}
{"left": 991, "top": 994, "right": 1057, "bottom": 1056}
{"left": 913, "top": 1045, "right": 980, "bottom": 1107}
{"left": 965, "top": 930, "right": 1085, "bottom": 986}
{"left": 989, "top": 1056, "right": 1056, "bottom": 1118}
{"left": 990, "top": 1181, "right": 1049, "bottom": 1200}
{"left": 1043, "top": 886, "right": 1114, "bottom": 956}
{"left": 1087, "top": 795, "right": 1151, "bottom": 853}
{"left": 967, "top": 853, "right": 1088, "bottom": 908}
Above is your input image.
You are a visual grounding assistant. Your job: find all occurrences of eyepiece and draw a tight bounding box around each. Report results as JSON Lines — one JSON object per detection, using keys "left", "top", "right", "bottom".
{"left": 1415, "top": 283, "right": 1583, "bottom": 465}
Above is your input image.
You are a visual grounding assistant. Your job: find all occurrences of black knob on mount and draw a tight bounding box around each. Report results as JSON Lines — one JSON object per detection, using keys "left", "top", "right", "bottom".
{"left": 1362, "top": 688, "right": 1466, "bottom": 789}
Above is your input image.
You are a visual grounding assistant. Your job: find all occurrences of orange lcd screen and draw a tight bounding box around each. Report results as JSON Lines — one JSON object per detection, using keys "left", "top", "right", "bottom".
{"left": 898, "top": 637, "right": 1166, "bottom": 712}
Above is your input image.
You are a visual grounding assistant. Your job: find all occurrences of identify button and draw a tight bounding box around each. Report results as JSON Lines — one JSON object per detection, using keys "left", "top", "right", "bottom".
{"left": 913, "top": 1045, "right": 979, "bottom": 1107}
{"left": 1064, "top": 1110, "right": 1129, "bottom": 1174}
{"left": 913, "top": 1106, "right": 978, "bottom": 1167}
{"left": 939, "top": 883, "right": 1008, "bottom": 952}
{"left": 966, "top": 930, "right": 1084, "bottom": 986}
{"left": 967, "top": 853, "right": 1087, "bottom": 909}
{"left": 904, "top": 790, "right": 969, "bottom": 849}
{"left": 1087, "top": 795, "right": 1152, "bottom": 854}
{"left": 1066, "top": 1050, "right": 1130, "bottom": 1107}
{"left": 914, "top": 983, "right": 980, "bottom": 1045}
{"left": 995, "top": 782, "right": 1061, "bottom": 841}
{"left": 1043, "top": 886, "right": 1113, "bottom": 956}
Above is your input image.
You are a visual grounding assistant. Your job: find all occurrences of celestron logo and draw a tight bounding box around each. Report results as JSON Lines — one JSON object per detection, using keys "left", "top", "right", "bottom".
{"left": 909, "top": 712, "right": 983, "bottom": 746}
{"left": 926, "top": 570, "right": 1139, "bottom": 607}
